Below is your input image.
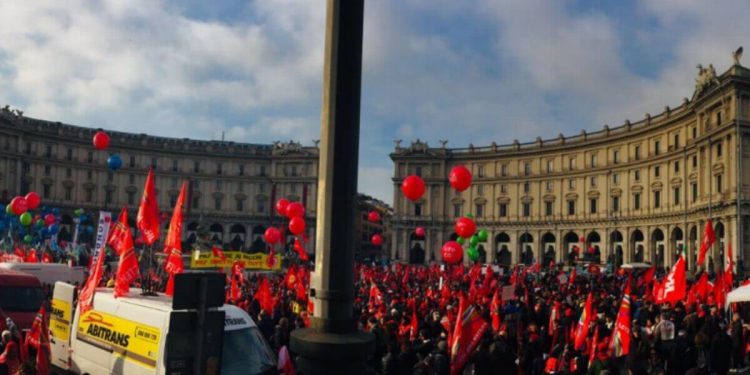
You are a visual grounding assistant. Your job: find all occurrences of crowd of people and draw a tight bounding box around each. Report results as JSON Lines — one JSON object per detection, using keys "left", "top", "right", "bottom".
{"left": 4, "top": 241, "right": 750, "bottom": 375}
{"left": 220, "top": 260, "right": 750, "bottom": 375}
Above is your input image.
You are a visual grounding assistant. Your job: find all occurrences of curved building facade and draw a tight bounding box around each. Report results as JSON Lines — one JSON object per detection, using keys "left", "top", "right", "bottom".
{"left": 391, "top": 61, "right": 750, "bottom": 273}
{"left": 0, "top": 109, "right": 319, "bottom": 252}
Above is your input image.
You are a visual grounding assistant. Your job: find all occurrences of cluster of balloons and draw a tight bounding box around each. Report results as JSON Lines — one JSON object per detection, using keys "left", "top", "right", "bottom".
{"left": 368, "top": 210, "right": 384, "bottom": 246}
{"left": 263, "top": 198, "right": 308, "bottom": 245}
{"left": 275, "top": 199, "right": 306, "bottom": 236}
{"left": 400, "top": 165, "right": 485, "bottom": 265}
{"left": 92, "top": 130, "right": 122, "bottom": 171}
{"left": 0, "top": 192, "right": 81, "bottom": 244}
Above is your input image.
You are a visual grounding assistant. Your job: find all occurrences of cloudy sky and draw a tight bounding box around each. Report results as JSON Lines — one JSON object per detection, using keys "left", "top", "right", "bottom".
{"left": 0, "top": 0, "right": 748, "bottom": 204}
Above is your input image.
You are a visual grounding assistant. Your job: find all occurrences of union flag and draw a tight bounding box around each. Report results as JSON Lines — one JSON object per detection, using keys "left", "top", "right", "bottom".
{"left": 610, "top": 280, "right": 631, "bottom": 357}
{"left": 137, "top": 169, "right": 160, "bottom": 245}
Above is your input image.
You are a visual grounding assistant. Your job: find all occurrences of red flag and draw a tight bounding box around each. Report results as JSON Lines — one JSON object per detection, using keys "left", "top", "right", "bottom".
{"left": 285, "top": 265, "right": 298, "bottom": 290}
{"left": 725, "top": 241, "right": 734, "bottom": 289}
{"left": 588, "top": 325, "right": 599, "bottom": 368}
{"left": 697, "top": 220, "right": 716, "bottom": 266}
{"left": 79, "top": 243, "right": 107, "bottom": 314}
{"left": 293, "top": 239, "right": 309, "bottom": 262}
{"left": 26, "top": 249, "right": 38, "bottom": 263}
{"left": 573, "top": 292, "right": 593, "bottom": 350}
{"left": 267, "top": 248, "right": 277, "bottom": 268}
{"left": 211, "top": 245, "right": 227, "bottom": 262}
{"left": 568, "top": 268, "right": 577, "bottom": 288}
{"left": 369, "top": 284, "right": 383, "bottom": 309}
{"left": 164, "top": 182, "right": 187, "bottom": 296}
{"left": 409, "top": 308, "right": 419, "bottom": 341}
{"left": 254, "top": 278, "right": 276, "bottom": 314}
{"left": 450, "top": 295, "right": 489, "bottom": 375}
{"left": 108, "top": 208, "right": 140, "bottom": 297}
{"left": 694, "top": 272, "right": 711, "bottom": 303}
{"left": 610, "top": 279, "right": 631, "bottom": 357}
{"left": 714, "top": 270, "right": 727, "bottom": 307}
{"left": 41, "top": 251, "right": 53, "bottom": 263}
{"left": 137, "top": 169, "right": 160, "bottom": 245}
{"left": 638, "top": 266, "right": 655, "bottom": 289}
{"left": 229, "top": 261, "right": 245, "bottom": 302}
{"left": 549, "top": 300, "right": 561, "bottom": 334}
{"left": 490, "top": 290, "right": 502, "bottom": 333}
{"left": 663, "top": 250, "right": 687, "bottom": 304}
{"left": 483, "top": 265, "right": 494, "bottom": 289}
{"left": 14, "top": 247, "right": 25, "bottom": 260}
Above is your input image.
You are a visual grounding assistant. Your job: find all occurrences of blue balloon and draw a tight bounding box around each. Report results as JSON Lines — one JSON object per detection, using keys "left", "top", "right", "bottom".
{"left": 79, "top": 214, "right": 88, "bottom": 222}
{"left": 48, "top": 224, "right": 59, "bottom": 234}
{"left": 52, "top": 208, "right": 60, "bottom": 215}
{"left": 107, "top": 154, "right": 123, "bottom": 171}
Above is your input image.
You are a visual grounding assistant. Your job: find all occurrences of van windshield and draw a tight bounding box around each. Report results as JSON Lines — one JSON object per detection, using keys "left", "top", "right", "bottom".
{"left": 0, "top": 286, "right": 45, "bottom": 312}
{"left": 221, "top": 327, "right": 277, "bottom": 375}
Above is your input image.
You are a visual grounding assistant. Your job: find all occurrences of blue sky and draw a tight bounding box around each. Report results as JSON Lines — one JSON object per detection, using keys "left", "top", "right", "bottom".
{"left": 0, "top": 0, "right": 748, "bottom": 204}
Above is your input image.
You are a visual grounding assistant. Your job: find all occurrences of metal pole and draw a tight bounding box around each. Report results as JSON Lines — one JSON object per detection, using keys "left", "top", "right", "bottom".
{"left": 290, "top": 0, "right": 373, "bottom": 373}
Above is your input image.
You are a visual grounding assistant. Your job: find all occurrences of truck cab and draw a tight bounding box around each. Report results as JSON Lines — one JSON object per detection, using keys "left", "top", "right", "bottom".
{"left": 0, "top": 269, "right": 45, "bottom": 331}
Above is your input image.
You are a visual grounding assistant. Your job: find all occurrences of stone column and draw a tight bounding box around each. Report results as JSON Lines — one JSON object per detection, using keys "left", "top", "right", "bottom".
{"left": 290, "top": 1, "right": 374, "bottom": 372}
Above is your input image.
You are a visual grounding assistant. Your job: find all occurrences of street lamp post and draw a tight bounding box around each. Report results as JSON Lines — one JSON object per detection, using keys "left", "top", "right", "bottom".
{"left": 289, "top": 0, "right": 374, "bottom": 373}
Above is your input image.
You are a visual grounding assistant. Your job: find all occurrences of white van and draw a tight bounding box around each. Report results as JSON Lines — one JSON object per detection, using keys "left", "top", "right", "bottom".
{"left": 50, "top": 282, "right": 277, "bottom": 375}
{"left": 0, "top": 263, "right": 85, "bottom": 285}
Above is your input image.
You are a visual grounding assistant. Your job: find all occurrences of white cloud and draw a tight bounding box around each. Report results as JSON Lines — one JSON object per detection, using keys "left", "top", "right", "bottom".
{"left": 1, "top": 0, "right": 749, "bottom": 206}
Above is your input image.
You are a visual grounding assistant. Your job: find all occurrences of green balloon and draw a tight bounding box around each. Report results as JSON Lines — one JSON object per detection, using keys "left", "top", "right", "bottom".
{"left": 477, "top": 229, "right": 488, "bottom": 242}
{"left": 23, "top": 234, "right": 33, "bottom": 244}
{"left": 19, "top": 212, "right": 32, "bottom": 226}
{"left": 457, "top": 237, "right": 465, "bottom": 245}
{"left": 470, "top": 235, "right": 479, "bottom": 247}
{"left": 35, "top": 219, "right": 44, "bottom": 228}
{"left": 74, "top": 208, "right": 84, "bottom": 217}
{"left": 5, "top": 204, "right": 14, "bottom": 215}
{"left": 465, "top": 213, "right": 474, "bottom": 218}
{"left": 467, "top": 246, "right": 479, "bottom": 261}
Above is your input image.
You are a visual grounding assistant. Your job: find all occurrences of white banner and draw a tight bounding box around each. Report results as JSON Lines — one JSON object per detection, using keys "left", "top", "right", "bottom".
{"left": 91, "top": 211, "right": 112, "bottom": 270}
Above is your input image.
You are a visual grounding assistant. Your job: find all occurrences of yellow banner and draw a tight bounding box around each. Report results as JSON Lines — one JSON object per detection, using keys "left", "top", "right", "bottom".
{"left": 189, "top": 251, "right": 282, "bottom": 271}
{"left": 77, "top": 310, "right": 161, "bottom": 368}
{"left": 50, "top": 298, "right": 71, "bottom": 342}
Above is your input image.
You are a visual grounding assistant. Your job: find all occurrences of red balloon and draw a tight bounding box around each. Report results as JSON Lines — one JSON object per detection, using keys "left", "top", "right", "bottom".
{"left": 371, "top": 233, "right": 383, "bottom": 246}
{"left": 286, "top": 202, "right": 305, "bottom": 218}
{"left": 441, "top": 241, "right": 463, "bottom": 265}
{"left": 401, "top": 175, "right": 426, "bottom": 202}
{"left": 289, "top": 216, "right": 306, "bottom": 236}
{"left": 10, "top": 196, "right": 28, "bottom": 215}
{"left": 24, "top": 192, "right": 41, "bottom": 210}
{"left": 275, "top": 198, "right": 290, "bottom": 216}
{"left": 92, "top": 131, "right": 110, "bottom": 150}
{"left": 449, "top": 165, "right": 472, "bottom": 192}
{"left": 415, "top": 226, "right": 425, "bottom": 238}
{"left": 264, "top": 227, "right": 282, "bottom": 244}
{"left": 44, "top": 214, "right": 56, "bottom": 226}
{"left": 367, "top": 210, "right": 380, "bottom": 223}
{"left": 454, "top": 217, "right": 476, "bottom": 238}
